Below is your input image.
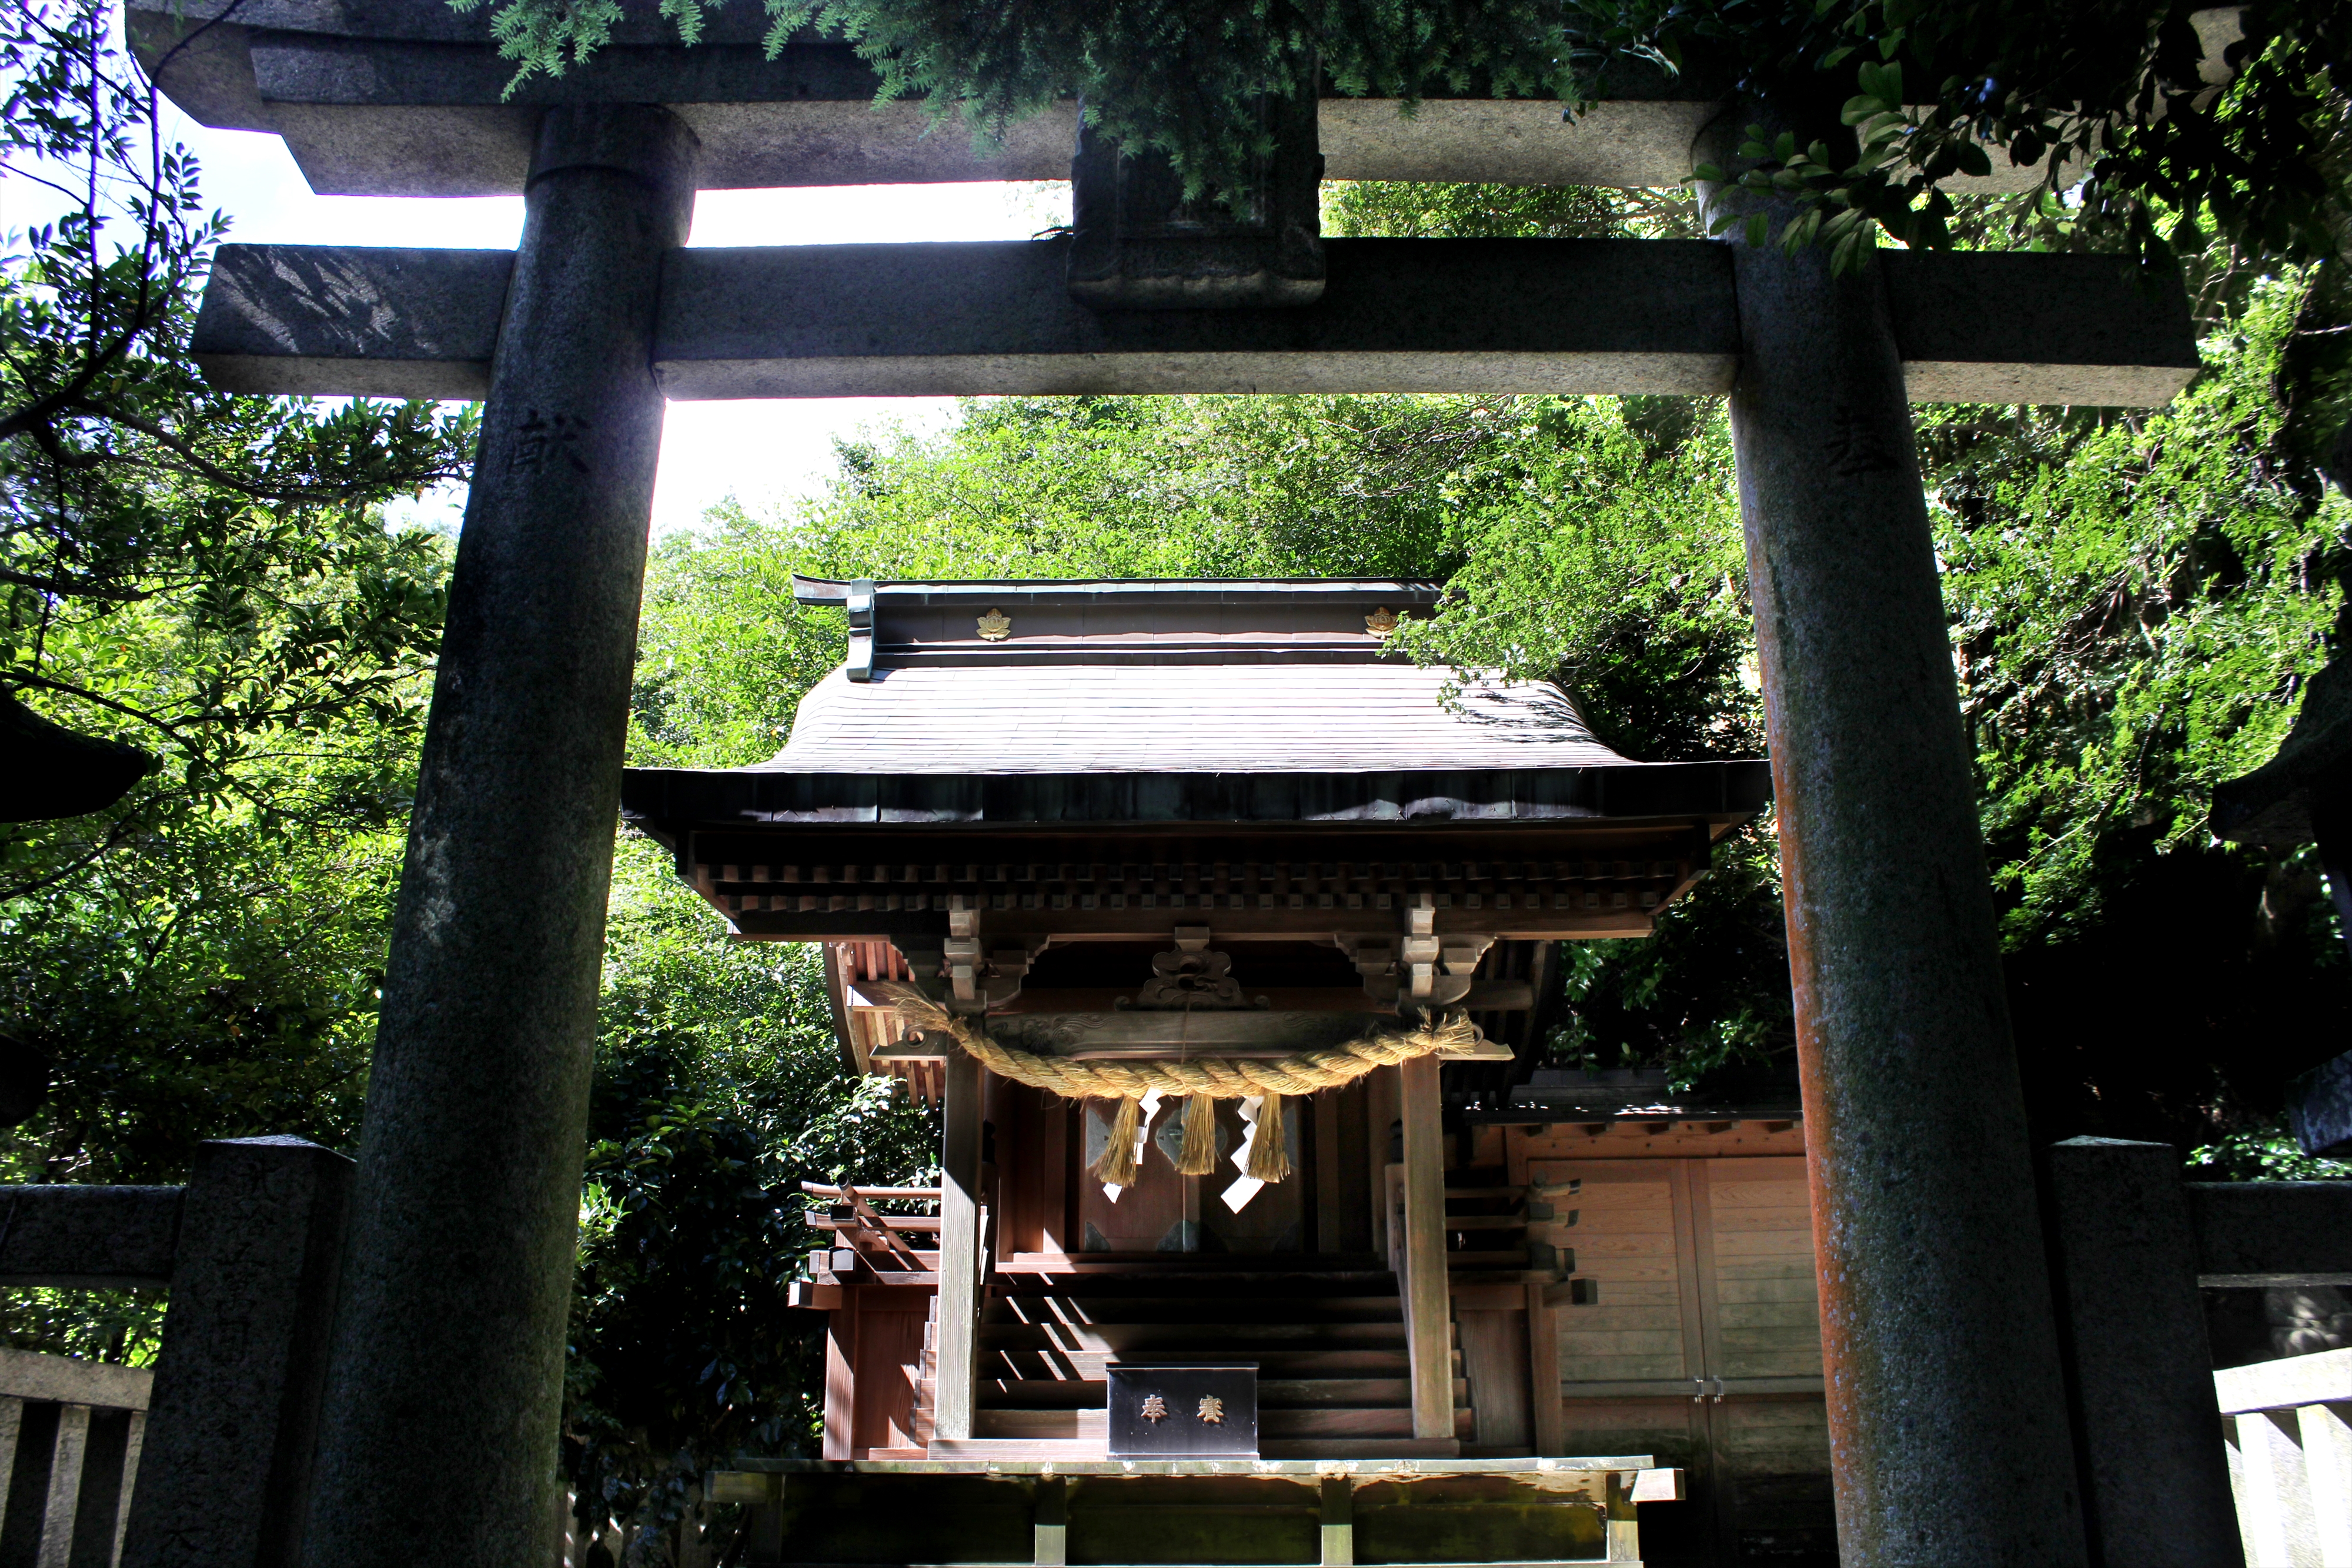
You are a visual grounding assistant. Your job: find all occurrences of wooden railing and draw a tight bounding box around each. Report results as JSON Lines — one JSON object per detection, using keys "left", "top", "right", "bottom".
{"left": 0, "top": 1347, "right": 152, "bottom": 1567}
{"left": 801, "top": 1183, "right": 943, "bottom": 1276}
{"left": 2215, "top": 1345, "right": 2352, "bottom": 1566}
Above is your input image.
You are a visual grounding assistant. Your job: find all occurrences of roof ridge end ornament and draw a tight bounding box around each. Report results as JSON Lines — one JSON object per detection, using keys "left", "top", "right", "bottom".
{"left": 846, "top": 577, "right": 876, "bottom": 682}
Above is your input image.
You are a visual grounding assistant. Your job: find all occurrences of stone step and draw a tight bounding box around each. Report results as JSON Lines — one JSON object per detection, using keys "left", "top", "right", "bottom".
{"left": 977, "top": 1320, "right": 1425, "bottom": 1351}
{"left": 1257, "top": 1438, "right": 1465, "bottom": 1459}
{"left": 975, "top": 1376, "right": 1462, "bottom": 1410}
{"left": 975, "top": 1347, "right": 1452, "bottom": 1381}
{"left": 926, "top": 1437, "right": 1108, "bottom": 1462}
{"left": 972, "top": 1406, "right": 1474, "bottom": 1440}
{"left": 990, "top": 1295, "right": 1403, "bottom": 1325}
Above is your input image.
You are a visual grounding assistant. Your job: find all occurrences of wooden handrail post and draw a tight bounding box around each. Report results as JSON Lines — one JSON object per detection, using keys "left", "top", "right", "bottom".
{"left": 934, "top": 1047, "right": 984, "bottom": 1443}
{"left": 1398, "top": 1054, "right": 1451, "bottom": 1443}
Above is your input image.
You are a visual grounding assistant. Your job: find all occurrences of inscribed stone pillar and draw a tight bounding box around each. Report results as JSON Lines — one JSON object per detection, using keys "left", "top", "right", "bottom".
{"left": 300, "top": 104, "right": 697, "bottom": 1568}
{"left": 1696, "top": 113, "right": 2089, "bottom": 1564}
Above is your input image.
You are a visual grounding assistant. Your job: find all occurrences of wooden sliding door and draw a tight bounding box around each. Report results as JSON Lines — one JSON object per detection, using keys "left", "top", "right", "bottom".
{"left": 1528, "top": 1155, "right": 1834, "bottom": 1568}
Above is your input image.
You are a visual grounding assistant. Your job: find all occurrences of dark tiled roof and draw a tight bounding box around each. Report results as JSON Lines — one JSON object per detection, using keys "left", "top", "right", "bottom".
{"left": 622, "top": 578, "right": 1770, "bottom": 830}
{"left": 758, "top": 664, "right": 1630, "bottom": 776}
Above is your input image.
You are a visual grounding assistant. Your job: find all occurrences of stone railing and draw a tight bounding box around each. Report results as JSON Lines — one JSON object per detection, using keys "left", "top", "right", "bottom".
{"left": 0, "top": 1138, "right": 352, "bottom": 1568}
{"left": 2044, "top": 1142, "right": 2352, "bottom": 1568}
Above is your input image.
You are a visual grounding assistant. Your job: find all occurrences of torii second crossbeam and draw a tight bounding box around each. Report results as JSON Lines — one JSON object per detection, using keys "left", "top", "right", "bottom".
{"left": 191, "top": 236, "right": 2197, "bottom": 406}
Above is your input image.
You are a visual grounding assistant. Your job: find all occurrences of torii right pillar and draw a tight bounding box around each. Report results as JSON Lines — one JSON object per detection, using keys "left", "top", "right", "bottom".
{"left": 1700, "top": 128, "right": 2091, "bottom": 1563}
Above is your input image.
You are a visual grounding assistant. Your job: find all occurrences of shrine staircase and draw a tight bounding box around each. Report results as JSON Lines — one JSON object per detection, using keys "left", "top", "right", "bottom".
{"left": 918, "top": 1264, "right": 1474, "bottom": 1459}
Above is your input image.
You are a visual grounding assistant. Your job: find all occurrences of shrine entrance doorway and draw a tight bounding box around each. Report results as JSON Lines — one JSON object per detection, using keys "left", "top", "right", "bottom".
{"left": 1075, "top": 1096, "right": 1308, "bottom": 1255}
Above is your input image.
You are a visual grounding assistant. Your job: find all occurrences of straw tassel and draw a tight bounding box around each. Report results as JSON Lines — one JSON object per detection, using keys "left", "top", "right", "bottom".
{"left": 1094, "top": 1098, "right": 1142, "bottom": 1187}
{"left": 1177, "top": 1093, "right": 1221, "bottom": 1175}
{"left": 1246, "top": 1094, "right": 1291, "bottom": 1182}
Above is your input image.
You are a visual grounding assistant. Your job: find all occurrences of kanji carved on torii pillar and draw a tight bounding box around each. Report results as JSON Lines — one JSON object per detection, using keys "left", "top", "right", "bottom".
{"left": 125, "top": 2, "right": 2219, "bottom": 1564}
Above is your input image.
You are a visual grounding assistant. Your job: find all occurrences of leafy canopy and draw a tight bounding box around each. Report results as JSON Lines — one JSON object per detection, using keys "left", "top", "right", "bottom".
{"left": 454, "top": 0, "right": 2345, "bottom": 273}
{"left": 3, "top": 0, "right": 475, "bottom": 857}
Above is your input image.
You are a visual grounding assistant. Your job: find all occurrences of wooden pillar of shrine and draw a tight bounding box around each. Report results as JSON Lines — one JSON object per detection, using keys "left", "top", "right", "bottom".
{"left": 300, "top": 105, "right": 698, "bottom": 1568}
{"left": 933, "top": 1046, "right": 984, "bottom": 1443}
{"left": 1398, "top": 1055, "right": 1452, "bottom": 1442}
{"left": 1698, "top": 115, "right": 2089, "bottom": 1564}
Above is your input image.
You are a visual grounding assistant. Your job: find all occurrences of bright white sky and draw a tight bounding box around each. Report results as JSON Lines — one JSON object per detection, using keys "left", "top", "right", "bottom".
{"left": 0, "top": 99, "right": 1071, "bottom": 534}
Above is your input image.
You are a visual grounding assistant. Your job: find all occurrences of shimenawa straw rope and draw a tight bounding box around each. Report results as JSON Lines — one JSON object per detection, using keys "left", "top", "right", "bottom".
{"left": 864, "top": 981, "right": 1481, "bottom": 1186}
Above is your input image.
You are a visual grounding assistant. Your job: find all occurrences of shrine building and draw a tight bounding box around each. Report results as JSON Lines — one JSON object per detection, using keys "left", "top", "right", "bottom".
{"left": 621, "top": 577, "right": 1830, "bottom": 1567}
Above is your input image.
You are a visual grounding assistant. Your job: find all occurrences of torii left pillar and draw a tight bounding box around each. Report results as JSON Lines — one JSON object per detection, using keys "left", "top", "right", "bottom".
{"left": 302, "top": 105, "right": 697, "bottom": 1568}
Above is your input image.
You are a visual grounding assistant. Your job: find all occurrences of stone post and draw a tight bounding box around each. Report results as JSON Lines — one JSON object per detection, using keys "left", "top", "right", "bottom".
{"left": 121, "top": 1136, "right": 354, "bottom": 1568}
{"left": 2043, "top": 1137, "right": 2243, "bottom": 1566}
{"left": 300, "top": 105, "right": 697, "bottom": 1568}
{"left": 1696, "top": 116, "right": 2089, "bottom": 1563}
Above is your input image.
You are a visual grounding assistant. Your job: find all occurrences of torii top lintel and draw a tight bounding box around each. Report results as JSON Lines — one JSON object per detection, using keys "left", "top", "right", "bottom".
{"left": 132, "top": 0, "right": 2072, "bottom": 199}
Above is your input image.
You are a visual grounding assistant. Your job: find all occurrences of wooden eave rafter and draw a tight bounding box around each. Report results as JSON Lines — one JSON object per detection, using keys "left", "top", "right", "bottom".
{"left": 673, "top": 838, "right": 1718, "bottom": 944}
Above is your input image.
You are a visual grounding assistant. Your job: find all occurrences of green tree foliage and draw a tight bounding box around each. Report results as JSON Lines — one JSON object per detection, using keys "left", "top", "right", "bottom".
{"left": 0, "top": 0, "right": 446, "bottom": 1363}
{"left": 1324, "top": 178, "right": 1700, "bottom": 241}
{"left": 3, "top": 0, "right": 475, "bottom": 882}
{"left": 1925, "top": 267, "right": 2352, "bottom": 1151}
{"left": 1937, "top": 277, "right": 2350, "bottom": 945}
{"left": 566, "top": 842, "right": 937, "bottom": 1536}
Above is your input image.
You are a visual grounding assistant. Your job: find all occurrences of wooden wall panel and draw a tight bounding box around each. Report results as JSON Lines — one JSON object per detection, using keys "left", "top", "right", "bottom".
{"left": 1314, "top": 1084, "right": 1376, "bottom": 1255}
{"left": 824, "top": 1303, "right": 857, "bottom": 1461}
{"left": 1529, "top": 1160, "right": 1695, "bottom": 1385}
{"left": 1038, "top": 1092, "right": 1071, "bottom": 1255}
{"left": 1002, "top": 1084, "right": 1044, "bottom": 1258}
{"left": 1457, "top": 1308, "right": 1532, "bottom": 1450}
{"left": 1526, "top": 1154, "right": 1833, "bottom": 1567}
{"left": 1506, "top": 1122, "right": 1807, "bottom": 1174}
{"left": 1365, "top": 1066, "right": 1400, "bottom": 1261}
{"left": 1076, "top": 1101, "right": 1188, "bottom": 1252}
{"left": 851, "top": 1302, "right": 931, "bottom": 1455}
{"left": 1693, "top": 1159, "right": 1820, "bottom": 1381}
{"left": 1551, "top": 1399, "right": 1717, "bottom": 1568}
{"left": 1553, "top": 1399, "right": 1712, "bottom": 1479}
{"left": 1709, "top": 1399, "right": 1836, "bottom": 1562}
{"left": 1204, "top": 1099, "right": 1306, "bottom": 1253}
{"left": 999, "top": 1085, "right": 1075, "bottom": 1259}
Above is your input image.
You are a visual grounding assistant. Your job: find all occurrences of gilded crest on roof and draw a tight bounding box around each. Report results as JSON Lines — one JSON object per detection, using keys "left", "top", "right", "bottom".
{"left": 976, "top": 608, "right": 1012, "bottom": 641}
{"left": 1365, "top": 606, "right": 1400, "bottom": 637}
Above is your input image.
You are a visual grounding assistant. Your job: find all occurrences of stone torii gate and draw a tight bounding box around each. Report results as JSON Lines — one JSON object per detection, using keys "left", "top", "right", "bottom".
{"left": 130, "top": 5, "right": 2208, "bottom": 1564}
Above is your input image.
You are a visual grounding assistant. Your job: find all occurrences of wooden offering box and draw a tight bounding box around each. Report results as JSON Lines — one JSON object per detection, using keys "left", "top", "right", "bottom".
{"left": 1107, "top": 1364, "right": 1259, "bottom": 1457}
